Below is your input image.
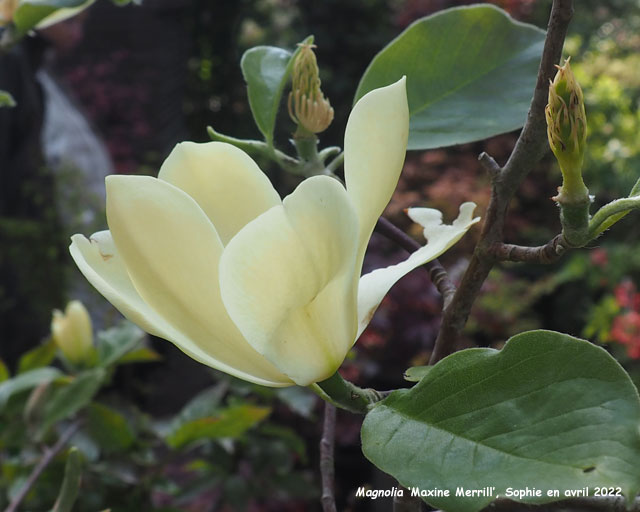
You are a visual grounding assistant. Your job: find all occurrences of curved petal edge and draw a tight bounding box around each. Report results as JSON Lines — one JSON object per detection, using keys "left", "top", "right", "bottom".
{"left": 356, "top": 202, "right": 480, "bottom": 338}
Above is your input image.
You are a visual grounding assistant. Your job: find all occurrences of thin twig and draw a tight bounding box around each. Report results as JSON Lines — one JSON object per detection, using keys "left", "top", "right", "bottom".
{"left": 375, "top": 217, "right": 457, "bottom": 308}
{"left": 4, "top": 422, "right": 80, "bottom": 512}
{"left": 320, "top": 403, "right": 337, "bottom": 512}
{"left": 488, "top": 234, "right": 566, "bottom": 264}
{"left": 478, "top": 152, "right": 501, "bottom": 177}
{"left": 429, "top": 0, "right": 574, "bottom": 365}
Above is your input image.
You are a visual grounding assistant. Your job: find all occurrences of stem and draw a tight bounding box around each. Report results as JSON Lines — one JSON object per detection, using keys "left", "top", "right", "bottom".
{"left": 320, "top": 403, "right": 337, "bottom": 512}
{"left": 207, "top": 126, "right": 303, "bottom": 175}
{"left": 488, "top": 235, "right": 566, "bottom": 264}
{"left": 312, "top": 372, "right": 384, "bottom": 414}
{"left": 292, "top": 134, "right": 326, "bottom": 177}
{"left": 325, "top": 152, "right": 345, "bottom": 174}
{"left": 4, "top": 422, "right": 80, "bottom": 512}
{"left": 588, "top": 196, "right": 640, "bottom": 239}
{"left": 429, "top": 0, "right": 574, "bottom": 364}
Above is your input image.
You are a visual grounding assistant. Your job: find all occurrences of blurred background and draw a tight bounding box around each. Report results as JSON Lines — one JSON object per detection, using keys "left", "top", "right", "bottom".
{"left": 1, "top": 0, "right": 640, "bottom": 510}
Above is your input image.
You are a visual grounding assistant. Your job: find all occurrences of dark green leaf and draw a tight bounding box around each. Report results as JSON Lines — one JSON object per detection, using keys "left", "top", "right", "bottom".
{"left": 17, "top": 338, "right": 57, "bottom": 374}
{"left": 52, "top": 447, "right": 82, "bottom": 512}
{"left": 355, "top": 5, "right": 545, "bottom": 150}
{"left": 241, "top": 35, "right": 313, "bottom": 145}
{"left": 0, "top": 367, "right": 62, "bottom": 411}
{"left": 362, "top": 330, "right": 640, "bottom": 512}
{"left": 166, "top": 405, "right": 271, "bottom": 449}
{"left": 39, "top": 368, "right": 106, "bottom": 437}
{"left": 86, "top": 403, "right": 135, "bottom": 453}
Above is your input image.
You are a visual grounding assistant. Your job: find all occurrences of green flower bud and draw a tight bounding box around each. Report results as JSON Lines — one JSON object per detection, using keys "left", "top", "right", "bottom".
{"left": 288, "top": 44, "right": 334, "bottom": 135}
{"left": 51, "top": 301, "right": 94, "bottom": 365}
{"left": 545, "top": 58, "right": 588, "bottom": 204}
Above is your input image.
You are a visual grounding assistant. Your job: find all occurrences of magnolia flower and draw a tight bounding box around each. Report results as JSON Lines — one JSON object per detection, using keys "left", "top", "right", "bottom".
{"left": 51, "top": 300, "right": 94, "bottom": 364}
{"left": 70, "top": 78, "right": 479, "bottom": 387}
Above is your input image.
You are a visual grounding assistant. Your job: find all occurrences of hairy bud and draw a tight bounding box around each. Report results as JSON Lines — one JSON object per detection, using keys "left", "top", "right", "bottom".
{"left": 545, "top": 58, "right": 588, "bottom": 203}
{"left": 288, "top": 44, "right": 334, "bottom": 135}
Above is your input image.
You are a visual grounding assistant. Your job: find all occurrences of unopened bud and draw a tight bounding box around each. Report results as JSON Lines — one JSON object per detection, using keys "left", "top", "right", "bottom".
{"left": 288, "top": 44, "right": 334, "bottom": 135}
{"left": 51, "top": 301, "right": 94, "bottom": 365}
{"left": 545, "top": 58, "right": 588, "bottom": 203}
{"left": 0, "top": 0, "right": 18, "bottom": 26}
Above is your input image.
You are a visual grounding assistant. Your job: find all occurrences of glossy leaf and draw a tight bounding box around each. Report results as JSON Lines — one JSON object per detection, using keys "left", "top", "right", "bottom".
{"left": 362, "top": 330, "right": 640, "bottom": 512}
{"left": 87, "top": 403, "right": 135, "bottom": 453}
{"left": 39, "top": 368, "right": 106, "bottom": 437}
{"left": 166, "top": 405, "right": 271, "bottom": 449}
{"left": 355, "top": 5, "right": 545, "bottom": 150}
{"left": 17, "top": 338, "right": 57, "bottom": 374}
{"left": 0, "top": 367, "right": 62, "bottom": 411}
{"left": 241, "top": 36, "right": 313, "bottom": 145}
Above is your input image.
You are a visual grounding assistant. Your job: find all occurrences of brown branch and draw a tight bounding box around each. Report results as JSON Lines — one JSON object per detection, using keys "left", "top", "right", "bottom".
{"left": 320, "top": 402, "right": 337, "bottom": 512}
{"left": 488, "top": 234, "right": 566, "bottom": 264}
{"left": 429, "top": 0, "right": 574, "bottom": 365}
{"left": 375, "top": 217, "right": 457, "bottom": 308}
{"left": 4, "top": 422, "right": 80, "bottom": 512}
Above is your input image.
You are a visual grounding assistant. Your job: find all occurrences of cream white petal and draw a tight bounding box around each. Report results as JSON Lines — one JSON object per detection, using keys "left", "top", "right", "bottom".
{"left": 158, "top": 141, "right": 281, "bottom": 245}
{"left": 344, "top": 77, "right": 409, "bottom": 264}
{"left": 357, "top": 202, "right": 480, "bottom": 338}
{"left": 69, "top": 231, "right": 290, "bottom": 386}
{"left": 105, "top": 175, "right": 292, "bottom": 386}
{"left": 219, "top": 176, "right": 360, "bottom": 386}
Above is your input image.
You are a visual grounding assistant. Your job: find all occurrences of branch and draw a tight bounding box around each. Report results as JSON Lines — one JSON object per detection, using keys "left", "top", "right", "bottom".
{"left": 429, "top": 0, "right": 574, "bottom": 365}
{"left": 320, "top": 403, "right": 337, "bottom": 512}
{"left": 488, "top": 234, "right": 566, "bottom": 264}
{"left": 4, "top": 422, "right": 80, "bottom": 512}
{"left": 375, "top": 217, "right": 457, "bottom": 308}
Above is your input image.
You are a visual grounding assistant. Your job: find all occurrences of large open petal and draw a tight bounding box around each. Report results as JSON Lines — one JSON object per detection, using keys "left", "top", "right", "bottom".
{"left": 344, "top": 77, "right": 409, "bottom": 264}
{"left": 220, "top": 176, "right": 360, "bottom": 385}
{"left": 158, "top": 141, "right": 281, "bottom": 245}
{"left": 357, "top": 202, "right": 480, "bottom": 338}
{"left": 105, "top": 175, "right": 291, "bottom": 385}
{"left": 70, "top": 231, "right": 290, "bottom": 386}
